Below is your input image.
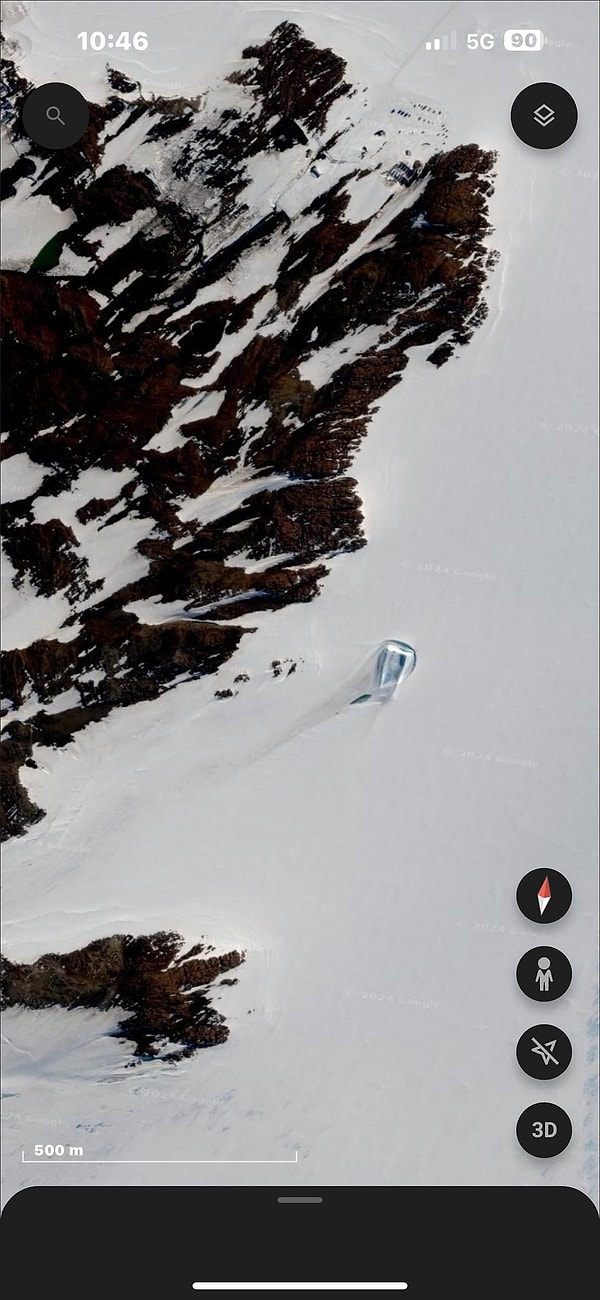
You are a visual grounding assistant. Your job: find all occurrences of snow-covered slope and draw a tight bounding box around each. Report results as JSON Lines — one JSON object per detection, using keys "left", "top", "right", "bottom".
{"left": 1, "top": 0, "right": 598, "bottom": 1207}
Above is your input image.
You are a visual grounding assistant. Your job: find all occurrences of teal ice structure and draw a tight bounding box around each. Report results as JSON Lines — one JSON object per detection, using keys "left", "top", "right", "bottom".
{"left": 350, "top": 640, "right": 416, "bottom": 704}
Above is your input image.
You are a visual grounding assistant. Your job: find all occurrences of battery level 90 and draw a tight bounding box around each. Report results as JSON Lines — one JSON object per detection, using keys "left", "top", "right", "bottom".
{"left": 504, "top": 29, "right": 545, "bottom": 51}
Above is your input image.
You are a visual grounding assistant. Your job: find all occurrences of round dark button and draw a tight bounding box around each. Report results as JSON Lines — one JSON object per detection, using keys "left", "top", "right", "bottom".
{"left": 516, "top": 1024, "right": 572, "bottom": 1079}
{"left": 511, "top": 83, "right": 578, "bottom": 149}
{"left": 516, "top": 946, "right": 572, "bottom": 1002}
{"left": 516, "top": 1102, "right": 572, "bottom": 1157}
{"left": 516, "top": 869, "right": 572, "bottom": 924}
{"left": 21, "top": 83, "right": 89, "bottom": 150}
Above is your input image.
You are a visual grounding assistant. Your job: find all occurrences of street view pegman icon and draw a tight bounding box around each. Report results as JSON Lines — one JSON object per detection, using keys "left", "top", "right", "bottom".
{"left": 516, "top": 946, "right": 572, "bottom": 1002}
{"left": 516, "top": 869, "right": 572, "bottom": 924}
{"left": 535, "top": 955, "right": 552, "bottom": 992}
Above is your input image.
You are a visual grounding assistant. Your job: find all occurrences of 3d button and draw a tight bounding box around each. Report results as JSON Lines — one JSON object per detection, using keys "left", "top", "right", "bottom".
{"left": 511, "top": 82, "right": 578, "bottom": 149}
{"left": 516, "top": 1102, "right": 572, "bottom": 1157}
{"left": 516, "top": 869, "right": 572, "bottom": 924}
{"left": 21, "top": 82, "right": 89, "bottom": 150}
{"left": 516, "top": 946, "right": 572, "bottom": 1001}
{"left": 516, "top": 1024, "right": 572, "bottom": 1079}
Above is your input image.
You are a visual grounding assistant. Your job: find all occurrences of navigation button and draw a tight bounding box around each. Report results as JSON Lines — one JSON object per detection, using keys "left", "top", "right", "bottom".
{"left": 511, "top": 82, "right": 578, "bottom": 149}
{"left": 21, "top": 82, "right": 89, "bottom": 150}
{"left": 516, "top": 1024, "right": 572, "bottom": 1079}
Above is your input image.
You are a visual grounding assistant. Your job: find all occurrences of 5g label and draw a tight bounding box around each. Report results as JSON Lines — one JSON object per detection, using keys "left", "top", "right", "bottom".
{"left": 467, "top": 33, "right": 495, "bottom": 49}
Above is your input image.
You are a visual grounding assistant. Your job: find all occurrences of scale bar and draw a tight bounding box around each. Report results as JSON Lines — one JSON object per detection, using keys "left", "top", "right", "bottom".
{"left": 22, "top": 1152, "right": 299, "bottom": 1165}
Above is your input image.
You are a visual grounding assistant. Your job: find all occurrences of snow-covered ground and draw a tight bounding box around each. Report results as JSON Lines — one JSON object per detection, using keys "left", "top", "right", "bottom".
{"left": 2, "top": 1, "right": 598, "bottom": 1203}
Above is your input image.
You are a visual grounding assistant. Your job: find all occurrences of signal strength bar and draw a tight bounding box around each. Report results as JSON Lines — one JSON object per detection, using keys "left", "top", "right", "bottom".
{"left": 425, "top": 32, "right": 457, "bottom": 51}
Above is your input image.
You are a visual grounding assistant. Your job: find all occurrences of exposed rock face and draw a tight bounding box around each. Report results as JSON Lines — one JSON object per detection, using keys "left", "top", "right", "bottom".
{"left": 0, "top": 931, "right": 245, "bottom": 1060}
{"left": 231, "top": 22, "right": 350, "bottom": 132}
{"left": 3, "top": 517, "right": 100, "bottom": 603}
{"left": 1, "top": 21, "right": 497, "bottom": 838}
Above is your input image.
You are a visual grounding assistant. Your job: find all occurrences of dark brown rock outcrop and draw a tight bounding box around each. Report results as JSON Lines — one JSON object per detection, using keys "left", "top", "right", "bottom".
{"left": 232, "top": 21, "right": 350, "bottom": 133}
{"left": 0, "top": 931, "right": 245, "bottom": 1060}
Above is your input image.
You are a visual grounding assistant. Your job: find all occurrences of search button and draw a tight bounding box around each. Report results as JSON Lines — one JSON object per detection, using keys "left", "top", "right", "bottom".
{"left": 46, "top": 106, "right": 66, "bottom": 126}
{"left": 21, "top": 82, "right": 89, "bottom": 149}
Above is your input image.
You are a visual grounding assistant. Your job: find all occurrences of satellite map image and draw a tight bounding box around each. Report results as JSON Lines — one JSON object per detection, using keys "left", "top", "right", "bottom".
{"left": 1, "top": 0, "right": 597, "bottom": 1240}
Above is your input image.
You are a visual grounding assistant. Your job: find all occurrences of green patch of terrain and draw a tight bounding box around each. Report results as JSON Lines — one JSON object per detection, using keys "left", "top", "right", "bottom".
{"left": 30, "top": 230, "right": 69, "bottom": 272}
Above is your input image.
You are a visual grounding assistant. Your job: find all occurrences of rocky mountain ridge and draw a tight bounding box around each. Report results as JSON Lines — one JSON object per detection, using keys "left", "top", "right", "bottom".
{"left": 1, "top": 21, "right": 497, "bottom": 839}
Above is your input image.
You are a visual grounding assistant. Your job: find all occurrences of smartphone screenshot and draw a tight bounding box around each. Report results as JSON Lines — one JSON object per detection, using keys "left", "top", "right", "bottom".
{"left": 1, "top": 2, "right": 598, "bottom": 1295}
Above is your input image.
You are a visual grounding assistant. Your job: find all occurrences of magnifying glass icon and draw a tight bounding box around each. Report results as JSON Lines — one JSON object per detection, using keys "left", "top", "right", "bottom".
{"left": 46, "top": 105, "right": 66, "bottom": 126}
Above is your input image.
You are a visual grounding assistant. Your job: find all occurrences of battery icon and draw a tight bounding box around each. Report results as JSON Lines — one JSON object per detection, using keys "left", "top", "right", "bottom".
{"left": 504, "top": 29, "right": 545, "bottom": 51}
